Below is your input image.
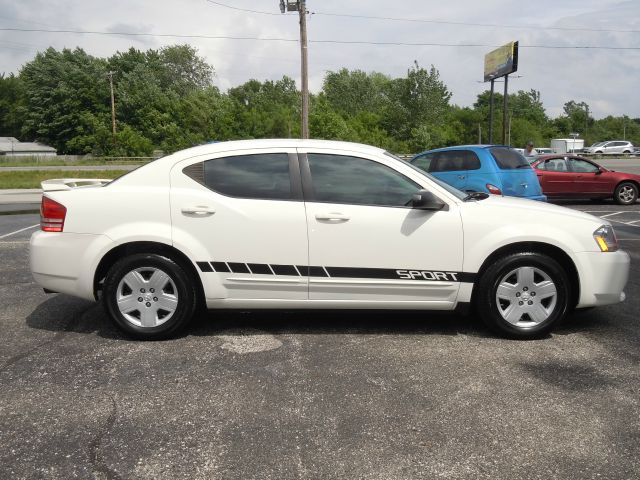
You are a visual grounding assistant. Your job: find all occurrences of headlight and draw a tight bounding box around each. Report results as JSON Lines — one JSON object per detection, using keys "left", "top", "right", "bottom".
{"left": 593, "top": 225, "right": 619, "bottom": 252}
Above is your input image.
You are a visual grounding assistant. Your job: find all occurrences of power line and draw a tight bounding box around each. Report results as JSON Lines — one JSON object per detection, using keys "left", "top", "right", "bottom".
{"left": 202, "top": 0, "right": 640, "bottom": 34}
{"left": 1, "top": 27, "right": 639, "bottom": 50}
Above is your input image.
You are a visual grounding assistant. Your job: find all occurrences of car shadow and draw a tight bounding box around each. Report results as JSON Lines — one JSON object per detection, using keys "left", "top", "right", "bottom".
{"left": 26, "top": 294, "right": 503, "bottom": 340}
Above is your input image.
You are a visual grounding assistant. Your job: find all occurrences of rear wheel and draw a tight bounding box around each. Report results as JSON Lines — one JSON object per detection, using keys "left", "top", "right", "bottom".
{"left": 614, "top": 182, "right": 638, "bottom": 205}
{"left": 475, "top": 252, "right": 570, "bottom": 339}
{"left": 102, "top": 253, "right": 197, "bottom": 340}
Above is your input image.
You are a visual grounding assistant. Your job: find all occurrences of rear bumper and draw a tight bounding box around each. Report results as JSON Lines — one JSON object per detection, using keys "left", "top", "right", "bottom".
{"left": 575, "top": 250, "right": 630, "bottom": 307}
{"left": 30, "top": 231, "right": 112, "bottom": 301}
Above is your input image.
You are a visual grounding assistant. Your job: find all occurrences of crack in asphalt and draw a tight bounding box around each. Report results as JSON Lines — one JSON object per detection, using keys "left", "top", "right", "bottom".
{"left": 0, "top": 303, "right": 92, "bottom": 373}
{"left": 88, "top": 396, "right": 122, "bottom": 480}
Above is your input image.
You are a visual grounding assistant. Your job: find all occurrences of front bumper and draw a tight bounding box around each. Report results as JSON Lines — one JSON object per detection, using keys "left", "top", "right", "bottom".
{"left": 575, "top": 250, "right": 630, "bottom": 307}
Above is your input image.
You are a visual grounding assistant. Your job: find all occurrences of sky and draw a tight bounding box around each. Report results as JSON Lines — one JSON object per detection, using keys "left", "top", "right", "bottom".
{"left": 0, "top": 0, "right": 639, "bottom": 119}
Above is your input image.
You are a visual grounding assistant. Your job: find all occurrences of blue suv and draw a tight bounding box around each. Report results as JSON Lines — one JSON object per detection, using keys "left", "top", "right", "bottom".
{"left": 411, "top": 145, "right": 546, "bottom": 201}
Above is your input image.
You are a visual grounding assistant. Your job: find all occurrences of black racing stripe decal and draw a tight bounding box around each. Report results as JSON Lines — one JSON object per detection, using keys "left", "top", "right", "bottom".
{"left": 211, "top": 262, "right": 230, "bottom": 273}
{"left": 271, "top": 264, "right": 300, "bottom": 276}
{"left": 247, "top": 263, "right": 273, "bottom": 275}
{"left": 227, "top": 262, "right": 250, "bottom": 274}
{"left": 199, "top": 261, "right": 476, "bottom": 282}
{"left": 196, "top": 261, "right": 213, "bottom": 272}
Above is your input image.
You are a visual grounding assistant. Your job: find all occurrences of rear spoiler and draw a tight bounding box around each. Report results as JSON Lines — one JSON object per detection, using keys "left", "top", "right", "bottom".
{"left": 41, "top": 178, "right": 112, "bottom": 192}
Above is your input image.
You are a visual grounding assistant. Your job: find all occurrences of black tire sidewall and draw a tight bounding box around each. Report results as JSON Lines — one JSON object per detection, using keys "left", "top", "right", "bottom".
{"left": 615, "top": 182, "right": 638, "bottom": 205}
{"left": 476, "top": 252, "right": 570, "bottom": 339}
{"left": 102, "top": 253, "right": 196, "bottom": 340}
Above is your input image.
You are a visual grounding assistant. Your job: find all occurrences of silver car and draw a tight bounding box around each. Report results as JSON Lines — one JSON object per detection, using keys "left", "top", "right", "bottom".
{"left": 584, "top": 140, "right": 634, "bottom": 155}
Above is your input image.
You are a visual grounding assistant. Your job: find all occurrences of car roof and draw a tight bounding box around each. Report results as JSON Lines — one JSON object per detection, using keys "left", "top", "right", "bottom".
{"left": 413, "top": 144, "right": 512, "bottom": 156}
{"left": 174, "top": 139, "right": 384, "bottom": 158}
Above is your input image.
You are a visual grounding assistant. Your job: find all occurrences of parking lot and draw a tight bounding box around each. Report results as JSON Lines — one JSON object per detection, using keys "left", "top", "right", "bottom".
{"left": 1, "top": 202, "right": 639, "bottom": 479}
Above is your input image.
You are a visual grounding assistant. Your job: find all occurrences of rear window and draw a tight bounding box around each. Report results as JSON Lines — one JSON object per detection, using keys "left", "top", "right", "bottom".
{"left": 489, "top": 148, "right": 531, "bottom": 170}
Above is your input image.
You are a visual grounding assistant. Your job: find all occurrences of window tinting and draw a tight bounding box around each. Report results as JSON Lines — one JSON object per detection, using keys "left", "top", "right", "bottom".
{"left": 490, "top": 148, "right": 531, "bottom": 170}
{"left": 569, "top": 158, "right": 599, "bottom": 173}
{"left": 203, "top": 153, "right": 291, "bottom": 200}
{"left": 411, "top": 153, "right": 434, "bottom": 172}
{"left": 307, "top": 154, "right": 420, "bottom": 207}
{"left": 540, "top": 158, "right": 568, "bottom": 172}
{"left": 432, "top": 150, "right": 481, "bottom": 172}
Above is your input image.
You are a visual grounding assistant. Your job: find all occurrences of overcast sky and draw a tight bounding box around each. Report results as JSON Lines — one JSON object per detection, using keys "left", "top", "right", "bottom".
{"left": 1, "top": 0, "right": 639, "bottom": 119}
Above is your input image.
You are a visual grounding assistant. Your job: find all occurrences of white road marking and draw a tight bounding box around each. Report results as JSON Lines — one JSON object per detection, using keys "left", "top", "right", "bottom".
{"left": 0, "top": 224, "right": 39, "bottom": 239}
{"left": 600, "top": 212, "right": 625, "bottom": 218}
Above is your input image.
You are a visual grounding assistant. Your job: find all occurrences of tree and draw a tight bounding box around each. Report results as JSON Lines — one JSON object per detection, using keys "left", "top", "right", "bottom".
{"left": 0, "top": 73, "right": 26, "bottom": 138}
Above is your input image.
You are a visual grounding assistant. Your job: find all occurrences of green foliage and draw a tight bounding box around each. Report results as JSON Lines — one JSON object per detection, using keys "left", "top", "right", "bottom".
{"left": 5, "top": 45, "right": 639, "bottom": 156}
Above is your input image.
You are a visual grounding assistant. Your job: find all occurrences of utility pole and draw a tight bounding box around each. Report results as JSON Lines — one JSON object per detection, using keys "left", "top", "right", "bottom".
{"left": 106, "top": 71, "right": 117, "bottom": 142}
{"left": 502, "top": 74, "right": 509, "bottom": 145}
{"left": 280, "top": 0, "right": 309, "bottom": 139}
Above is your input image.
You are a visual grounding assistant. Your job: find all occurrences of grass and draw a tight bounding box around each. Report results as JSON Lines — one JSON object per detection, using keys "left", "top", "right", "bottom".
{"left": 0, "top": 170, "right": 130, "bottom": 189}
{"left": 0, "top": 157, "right": 150, "bottom": 167}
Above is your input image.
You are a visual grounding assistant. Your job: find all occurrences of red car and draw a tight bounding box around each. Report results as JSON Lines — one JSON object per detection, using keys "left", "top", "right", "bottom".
{"left": 531, "top": 155, "right": 640, "bottom": 205}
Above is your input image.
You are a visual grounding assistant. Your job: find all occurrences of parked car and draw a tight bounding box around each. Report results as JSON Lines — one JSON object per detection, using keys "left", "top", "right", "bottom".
{"left": 531, "top": 155, "right": 640, "bottom": 205}
{"left": 30, "top": 140, "right": 629, "bottom": 340}
{"left": 411, "top": 145, "right": 546, "bottom": 201}
{"left": 583, "top": 141, "right": 634, "bottom": 155}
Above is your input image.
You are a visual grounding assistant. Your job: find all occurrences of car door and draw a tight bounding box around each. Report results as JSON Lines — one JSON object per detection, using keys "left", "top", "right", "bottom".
{"left": 534, "top": 157, "right": 574, "bottom": 197}
{"left": 170, "top": 148, "right": 308, "bottom": 300}
{"left": 299, "top": 148, "right": 464, "bottom": 306}
{"left": 567, "top": 157, "right": 611, "bottom": 196}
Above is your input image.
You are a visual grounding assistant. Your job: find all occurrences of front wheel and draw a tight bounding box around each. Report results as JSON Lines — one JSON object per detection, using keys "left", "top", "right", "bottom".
{"left": 102, "top": 253, "right": 197, "bottom": 340}
{"left": 614, "top": 182, "right": 638, "bottom": 205}
{"left": 475, "top": 252, "right": 570, "bottom": 339}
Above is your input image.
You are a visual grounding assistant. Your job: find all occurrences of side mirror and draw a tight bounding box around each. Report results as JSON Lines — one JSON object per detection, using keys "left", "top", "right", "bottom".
{"left": 411, "top": 190, "right": 447, "bottom": 211}
{"left": 595, "top": 168, "right": 603, "bottom": 175}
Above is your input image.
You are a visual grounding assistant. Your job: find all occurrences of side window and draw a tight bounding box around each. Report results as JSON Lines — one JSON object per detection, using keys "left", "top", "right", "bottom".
{"left": 431, "top": 151, "right": 467, "bottom": 172}
{"left": 460, "top": 150, "right": 481, "bottom": 170}
{"left": 569, "top": 158, "right": 599, "bottom": 173}
{"left": 202, "top": 153, "right": 292, "bottom": 200}
{"left": 411, "top": 153, "right": 435, "bottom": 172}
{"left": 307, "top": 154, "right": 420, "bottom": 207}
{"left": 541, "top": 158, "right": 568, "bottom": 172}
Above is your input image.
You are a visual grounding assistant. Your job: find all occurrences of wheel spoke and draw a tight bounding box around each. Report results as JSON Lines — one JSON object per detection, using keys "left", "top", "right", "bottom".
{"left": 503, "top": 303, "right": 522, "bottom": 325}
{"left": 123, "top": 270, "right": 146, "bottom": 291}
{"left": 156, "top": 293, "right": 178, "bottom": 313}
{"left": 140, "top": 307, "right": 157, "bottom": 328}
{"left": 117, "top": 295, "right": 140, "bottom": 314}
{"left": 516, "top": 267, "right": 535, "bottom": 288}
{"left": 497, "top": 282, "right": 518, "bottom": 300}
{"left": 529, "top": 303, "right": 550, "bottom": 323}
{"left": 148, "top": 270, "right": 170, "bottom": 292}
{"left": 535, "top": 280, "right": 557, "bottom": 299}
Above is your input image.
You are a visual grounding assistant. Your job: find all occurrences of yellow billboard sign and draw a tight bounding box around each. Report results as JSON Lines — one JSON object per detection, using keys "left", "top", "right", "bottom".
{"left": 484, "top": 41, "right": 519, "bottom": 82}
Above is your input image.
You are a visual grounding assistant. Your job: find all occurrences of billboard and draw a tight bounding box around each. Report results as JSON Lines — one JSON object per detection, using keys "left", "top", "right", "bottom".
{"left": 484, "top": 41, "right": 518, "bottom": 82}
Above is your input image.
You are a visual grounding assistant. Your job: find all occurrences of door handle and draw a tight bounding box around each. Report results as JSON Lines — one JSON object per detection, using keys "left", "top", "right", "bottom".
{"left": 315, "top": 212, "right": 350, "bottom": 222}
{"left": 457, "top": 175, "right": 466, "bottom": 180}
{"left": 181, "top": 205, "right": 216, "bottom": 216}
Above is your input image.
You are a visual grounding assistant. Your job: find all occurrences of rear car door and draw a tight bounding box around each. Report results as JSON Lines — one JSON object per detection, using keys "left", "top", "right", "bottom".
{"left": 534, "top": 157, "right": 574, "bottom": 197}
{"left": 299, "top": 148, "right": 464, "bottom": 305}
{"left": 170, "top": 148, "right": 308, "bottom": 300}
{"left": 429, "top": 151, "right": 469, "bottom": 191}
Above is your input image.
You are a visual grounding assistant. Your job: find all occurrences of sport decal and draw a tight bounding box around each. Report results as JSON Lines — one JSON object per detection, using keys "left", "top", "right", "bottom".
{"left": 196, "top": 261, "right": 475, "bottom": 283}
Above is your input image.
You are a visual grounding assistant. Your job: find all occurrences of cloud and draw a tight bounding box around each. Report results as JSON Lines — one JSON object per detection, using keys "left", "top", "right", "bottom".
{"left": 0, "top": 0, "right": 638, "bottom": 118}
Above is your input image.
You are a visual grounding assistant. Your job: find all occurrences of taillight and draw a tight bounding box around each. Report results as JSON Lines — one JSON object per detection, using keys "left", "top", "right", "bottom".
{"left": 486, "top": 184, "right": 502, "bottom": 195}
{"left": 40, "top": 196, "right": 66, "bottom": 232}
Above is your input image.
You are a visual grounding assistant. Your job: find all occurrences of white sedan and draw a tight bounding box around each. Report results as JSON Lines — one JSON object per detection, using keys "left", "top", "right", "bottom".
{"left": 30, "top": 140, "right": 630, "bottom": 340}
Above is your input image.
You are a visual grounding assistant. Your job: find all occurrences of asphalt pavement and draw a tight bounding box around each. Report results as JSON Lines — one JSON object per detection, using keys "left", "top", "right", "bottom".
{"left": 1, "top": 201, "right": 639, "bottom": 479}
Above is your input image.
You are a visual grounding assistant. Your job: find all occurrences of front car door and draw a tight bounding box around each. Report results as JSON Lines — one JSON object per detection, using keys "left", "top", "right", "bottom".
{"left": 170, "top": 148, "right": 308, "bottom": 301}
{"left": 567, "top": 157, "right": 612, "bottom": 197}
{"left": 298, "top": 147, "right": 464, "bottom": 307}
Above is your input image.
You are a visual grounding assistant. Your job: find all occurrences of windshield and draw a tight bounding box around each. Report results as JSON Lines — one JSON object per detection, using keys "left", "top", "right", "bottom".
{"left": 385, "top": 151, "right": 467, "bottom": 200}
{"left": 489, "top": 147, "right": 531, "bottom": 170}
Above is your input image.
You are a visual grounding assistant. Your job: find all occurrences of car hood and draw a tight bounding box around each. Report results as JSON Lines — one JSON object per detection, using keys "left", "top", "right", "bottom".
{"left": 464, "top": 194, "right": 604, "bottom": 225}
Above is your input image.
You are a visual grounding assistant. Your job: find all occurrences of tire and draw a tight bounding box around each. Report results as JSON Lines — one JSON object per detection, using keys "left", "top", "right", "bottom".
{"left": 102, "top": 253, "right": 197, "bottom": 340}
{"left": 475, "top": 252, "right": 570, "bottom": 339}
{"left": 614, "top": 182, "right": 638, "bottom": 205}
